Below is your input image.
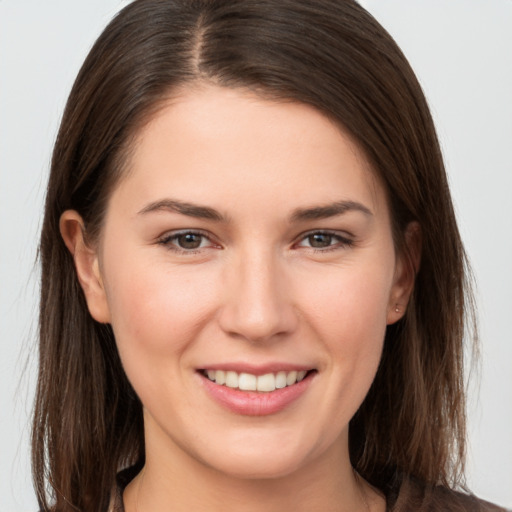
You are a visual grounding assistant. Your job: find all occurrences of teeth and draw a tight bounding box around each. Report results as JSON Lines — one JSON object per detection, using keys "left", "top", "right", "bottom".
{"left": 204, "top": 369, "right": 310, "bottom": 392}
{"left": 238, "top": 373, "right": 257, "bottom": 391}
{"left": 225, "top": 371, "right": 238, "bottom": 389}
{"left": 286, "top": 371, "right": 297, "bottom": 385}
{"left": 215, "top": 370, "right": 226, "bottom": 385}
{"left": 275, "top": 371, "right": 287, "bottom": 389}
{"left": 257, "top": 373, "right": 275, "bottom": 392}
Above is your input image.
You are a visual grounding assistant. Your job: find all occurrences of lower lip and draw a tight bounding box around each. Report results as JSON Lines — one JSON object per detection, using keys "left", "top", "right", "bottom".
{"left": 199, "top": 372, "right": 315, "bottom": 416}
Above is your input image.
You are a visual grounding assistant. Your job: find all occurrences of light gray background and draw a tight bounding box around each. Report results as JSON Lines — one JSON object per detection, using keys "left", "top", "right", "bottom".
{"left": 1, "top": 1, "right": 511, "bottom": 510}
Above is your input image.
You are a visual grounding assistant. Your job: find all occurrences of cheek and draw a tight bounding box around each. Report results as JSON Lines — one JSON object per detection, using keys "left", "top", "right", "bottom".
{"left": 299, "top": 260, "right": 393, "bottom": 396}
{"left": 303, "top": 262, "right": 393, "bottom": 341}
{"left": 103, "top": 253, "right": 220, "bottom": 363}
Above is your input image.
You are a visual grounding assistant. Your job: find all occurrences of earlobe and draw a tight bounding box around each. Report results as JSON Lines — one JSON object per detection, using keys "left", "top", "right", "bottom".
{"left": 387, "top": 221, "right": 421, "bottom": 325}
{"left": 59, "top": 210, "right": 111, "bottom": 324}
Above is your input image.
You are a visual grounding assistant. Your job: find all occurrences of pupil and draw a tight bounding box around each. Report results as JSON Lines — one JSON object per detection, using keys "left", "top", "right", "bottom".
{"left": 178, "top": 233, "right": 202, "bottom": 249}
{"left": 309, "top": 233, "right": 332, "bottom": 248}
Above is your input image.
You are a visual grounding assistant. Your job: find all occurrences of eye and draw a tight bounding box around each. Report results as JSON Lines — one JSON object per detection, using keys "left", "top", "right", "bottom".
{"left": 157, "top": 230, "right": 217, "bottom": 253}
{"left": 174, "top": 232, "right": 207, "bottom": 250}
{"left": 296, "top": 231, "right": 353, "bottom": 251}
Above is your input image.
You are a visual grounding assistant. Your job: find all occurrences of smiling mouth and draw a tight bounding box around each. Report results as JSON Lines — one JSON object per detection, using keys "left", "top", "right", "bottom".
{"left": 200, "top": 369, "right": 315, "bottom": 393}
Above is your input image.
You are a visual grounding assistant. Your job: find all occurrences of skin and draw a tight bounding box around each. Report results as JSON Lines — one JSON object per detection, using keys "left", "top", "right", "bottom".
{"left": 61, "top": 85, "right": 417, "bottom": 512}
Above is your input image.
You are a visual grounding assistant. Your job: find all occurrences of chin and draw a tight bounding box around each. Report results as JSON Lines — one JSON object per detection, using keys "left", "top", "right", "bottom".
{"left": 205, "top": 451, "right": 307, "bottom": 480}
{"left": 191, "top": 430, "right": 321, "bottom": 480}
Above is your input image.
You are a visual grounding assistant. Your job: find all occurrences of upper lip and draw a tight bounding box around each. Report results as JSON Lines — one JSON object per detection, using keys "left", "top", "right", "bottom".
{"left": 197, "top": 362, "right": 315, "bottom": 376}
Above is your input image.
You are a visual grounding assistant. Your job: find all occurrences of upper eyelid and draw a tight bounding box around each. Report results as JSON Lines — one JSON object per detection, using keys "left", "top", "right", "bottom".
{"left": 293, "top": 230, "right": 355, "bottom": 251}
{"left": 158, "top": 228, "right": 213, "bottom": 241}
{"left": 295, "top": 229, "right": 354, "bottom": 242}
{"left": 156, "top": 229, "right": 219, "bottom": 251}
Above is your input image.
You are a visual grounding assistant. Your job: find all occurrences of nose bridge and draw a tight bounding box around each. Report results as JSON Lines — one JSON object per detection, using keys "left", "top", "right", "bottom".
{"left": 219, "top": 244, "right": 296, "bottom": 342}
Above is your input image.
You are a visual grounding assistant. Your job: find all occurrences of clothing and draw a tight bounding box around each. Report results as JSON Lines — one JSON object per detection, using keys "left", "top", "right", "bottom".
{"left": 108, "top": 466, "right": 509, "bottom": 512}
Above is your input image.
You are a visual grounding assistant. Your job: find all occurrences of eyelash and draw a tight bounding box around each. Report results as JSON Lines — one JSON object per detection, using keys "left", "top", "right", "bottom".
{"left": 157, "top": 230, "right": 217, "bottom": 254}
{"left": 156, "top": 230, "right": 354, "bottom": 255}
{"left": 296, "top": 230, "right": 355, "bottom": 253}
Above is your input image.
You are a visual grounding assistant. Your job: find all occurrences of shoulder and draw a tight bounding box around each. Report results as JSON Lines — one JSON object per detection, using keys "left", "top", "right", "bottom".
{"left": 428, "top": 486, "right": 509, "bottom": 512}
{"left": 386, "top": 474, "right": 509, "bottom": 511}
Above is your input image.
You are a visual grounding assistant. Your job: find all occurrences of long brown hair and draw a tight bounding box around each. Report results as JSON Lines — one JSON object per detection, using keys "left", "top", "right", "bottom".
{"left": 34, "top": 1, "right": 475, "bottom": 510}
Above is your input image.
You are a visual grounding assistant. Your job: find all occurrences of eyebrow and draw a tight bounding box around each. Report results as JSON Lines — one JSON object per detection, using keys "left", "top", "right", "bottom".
{"left": 137, "top": 199, "right": 227, "bottom": 221}
{"left": 290, "top": 200, "right": 373, "bottom": 222}
{"left": 137, "top": 198, "right": 372, "bottom": 223}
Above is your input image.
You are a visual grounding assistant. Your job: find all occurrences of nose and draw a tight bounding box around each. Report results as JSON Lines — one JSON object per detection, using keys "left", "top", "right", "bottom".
{"left": 218, "top": 249, "right": 298, "bottom": 343}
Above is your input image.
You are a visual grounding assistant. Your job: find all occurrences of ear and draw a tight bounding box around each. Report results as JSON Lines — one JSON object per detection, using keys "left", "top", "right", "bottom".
{"left": 59, "top": 210, "right": 111, "bottom": 323}
{"left": 387, "top": 221, "right": 421, "bottom": 325}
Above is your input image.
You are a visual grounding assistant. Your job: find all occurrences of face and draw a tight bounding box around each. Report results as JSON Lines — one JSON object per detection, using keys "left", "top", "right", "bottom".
{"left": 68, "top": 85, "right": 412, "bottom": 480}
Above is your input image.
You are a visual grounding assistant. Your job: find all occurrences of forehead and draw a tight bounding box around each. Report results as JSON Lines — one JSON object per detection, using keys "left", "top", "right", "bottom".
{"left": 111, "top": 85, "right": 387, "bottom": 220}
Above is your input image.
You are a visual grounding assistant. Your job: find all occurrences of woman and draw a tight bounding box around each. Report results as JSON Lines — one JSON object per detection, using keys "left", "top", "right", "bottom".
{"left": 32, "top": 1, "right": 506, "bottom": 511}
